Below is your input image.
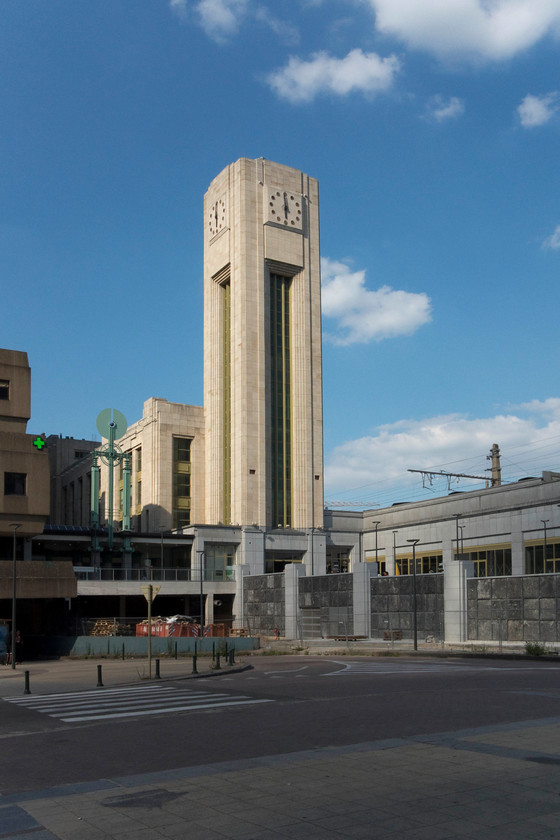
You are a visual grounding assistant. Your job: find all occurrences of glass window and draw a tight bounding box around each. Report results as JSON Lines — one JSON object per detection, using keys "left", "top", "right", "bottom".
{"left": 525, "top": 540, "right": 560, "bottom": 574}
{"left": 4, "top": 472, "right": 26, "bottom": 495}
{"left": 0, "top": 380, "right": 9, "bottom": 400}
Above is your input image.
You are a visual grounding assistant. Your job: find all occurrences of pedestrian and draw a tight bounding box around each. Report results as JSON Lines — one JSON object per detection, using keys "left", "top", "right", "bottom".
{"left": 15, "top": 630, "right": 22, "bottom": 664}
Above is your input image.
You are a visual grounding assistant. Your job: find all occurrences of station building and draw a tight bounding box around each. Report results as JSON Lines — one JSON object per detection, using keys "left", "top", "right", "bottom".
{"left": 3, "top": 158, "right": 560, "bottom": 647}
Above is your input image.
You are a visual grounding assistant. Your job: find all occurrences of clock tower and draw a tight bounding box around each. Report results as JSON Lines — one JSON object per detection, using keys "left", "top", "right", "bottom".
{"left": 203, "top": 158, "right": 323, "bottom": 531}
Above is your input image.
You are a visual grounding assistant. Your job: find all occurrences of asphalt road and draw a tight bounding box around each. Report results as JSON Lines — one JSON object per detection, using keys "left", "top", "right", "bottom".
{"left": 1, "top": 655, "right": 559, "bottom": 796}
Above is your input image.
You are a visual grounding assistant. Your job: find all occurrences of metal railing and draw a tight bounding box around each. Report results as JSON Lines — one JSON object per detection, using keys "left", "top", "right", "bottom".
{"left": 73, "top": 567, "right": 235, "bottom": 583}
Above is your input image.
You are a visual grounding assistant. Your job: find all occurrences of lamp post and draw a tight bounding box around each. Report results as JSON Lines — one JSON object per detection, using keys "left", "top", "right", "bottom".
{"left": 453, "top": 514, "right": 461, "bottom": 561}
{"left": 392, "top": 530, "right": 398, "bottom": 575}
{"left": 197, "top": 550, "right": 205, "bottom": 639}
{"left": 407, "top": 538, "right": 419, "bottom": 651}
{"left": 459, "top": 526, "right": 465, "bottom": 565}
{"left": 541, "top": 520, "right": 549, "bottom": 571}
{"left": 10, "top": 523, "right": 21, "bottom": 670}
{"left": 372, "top": 521, "right": 380, "bottom": 573}
{"left": 160, "top": 526, "right": 165, "bottom": 579}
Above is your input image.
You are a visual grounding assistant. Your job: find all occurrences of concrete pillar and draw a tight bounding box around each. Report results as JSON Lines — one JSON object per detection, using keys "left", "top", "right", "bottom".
{"left": 444, "top": 551, "right": 474, "bottom": 643}
{"left": 353, "top": 563, "right": 374, "bottom": 637}
{"left": 510, "top": 511, "right": 524, "bottom": 575}
{"left": 386, "top": 540, "right": 396, "bottom": 576}
{"left": 240, "top": 527, "right": 265, "bottom": 575}
{"left": 205, "top": 594, "right": 215, "bottom": 626}
{"left": 234, "top": 564, "right": 250, "bottom": 629}
{"left": 285, "top": 563, "right": 305, "bottom": 640}
{"left": 305, "top": 530, "right": 327, "bottom": 576}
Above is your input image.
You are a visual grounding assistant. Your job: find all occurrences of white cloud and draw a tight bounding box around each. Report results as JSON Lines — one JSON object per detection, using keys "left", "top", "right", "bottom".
{"left": 542, "top": 224, "right": 560, "bottom": 249}
{"left": 255, "top": 7, "right": 299, "bottom": 45}
{"left": 321, "top": 257, "right": 431, "bottom": 345}
{"left": 266, "top": 49, "right": 401, "bottom": 103}
{"left": 518, "top": 91, "right": 560, "bottom": 127}
{"left": 325, "top": 400, "right": 560, "bottom": 501}
{"left": 169, "top": 0, "right": 188, "bottom": 20}
{"left": 368, "top": 0, "right": 560, "bottom": 61}
{"left": 196, "top": 0, "right": 249, "bottom": 42}
{"left": 424, "top": 95, "right": 465, "bottom": 122}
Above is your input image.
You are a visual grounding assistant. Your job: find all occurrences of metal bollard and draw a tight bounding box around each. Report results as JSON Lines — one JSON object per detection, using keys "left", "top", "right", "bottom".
{"left": 97, "top": 664, "right": 103, "bottom": 687}
{"left": 215, "top": 651, "right": 221, "bottom": 670}
{"left": 155, "top": 658, "right": 161, "bottom": 679}
{"left": 122, "top": 644, "right": 125, "bottom": 661}
{"left": 24, "top": 670, "right": 31, "bottom": 695}
{"left": 192, "top": 652, "right": 198, "bottom": 674}
{"left": 229, "top": 649, "right": 235, "bottom": 666}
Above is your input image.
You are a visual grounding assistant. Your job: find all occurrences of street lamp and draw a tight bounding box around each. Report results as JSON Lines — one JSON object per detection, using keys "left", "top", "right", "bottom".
{"left": 407, "top": 538, "right": 419, "bottom": 651}
{"left": 541, "top": 520, "right": 549, "bottom": 571}
{"left": 10, "top": 523, "right": 21, "bottom": 670}
{"left": 453, "top": 514, "right": 462, "bottom": 561}
{"left": 393, "top": 530, "right": 398, "bottom": 575}
{"left": 372, "top": 521, "right": 380, "bottom": 572}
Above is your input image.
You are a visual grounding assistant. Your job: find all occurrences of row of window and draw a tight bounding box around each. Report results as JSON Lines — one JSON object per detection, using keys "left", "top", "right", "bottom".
{"left": 367, "top": 542, "right": 559, "bottom": 576}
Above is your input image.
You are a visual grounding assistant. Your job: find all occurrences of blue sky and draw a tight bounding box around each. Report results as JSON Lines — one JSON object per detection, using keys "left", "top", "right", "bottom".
{"left": 3, "top": 0, "right": 560, "bottom": 508}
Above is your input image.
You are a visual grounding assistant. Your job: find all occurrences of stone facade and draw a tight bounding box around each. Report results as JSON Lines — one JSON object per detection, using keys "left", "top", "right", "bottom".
{"left": 244, "top": 573, "right": 285, "bottom": 636}
{"left": 370, "top": 574, "right": 444, "bottom": 641}
{"left": 468, "top": 573, "right": 560, "bottom": 643}
{"left": 204, "top": 158, "right": 324, "bottom": 531}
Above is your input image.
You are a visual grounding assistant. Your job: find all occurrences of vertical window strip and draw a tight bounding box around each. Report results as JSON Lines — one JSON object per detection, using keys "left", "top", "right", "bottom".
{"left": 271, "top": 274, "right": 292, "bottom": 527}
{"left": 172, "top": 437, "right": 192, "bottom": 529}
{"left": 222, "top": 281, "right": 231, "bottom": 524}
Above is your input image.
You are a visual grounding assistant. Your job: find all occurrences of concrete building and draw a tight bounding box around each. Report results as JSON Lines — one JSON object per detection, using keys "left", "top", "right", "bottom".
{"left": 203, "top": 158, "right": 323, "bottom": 532}
{"left": 0, "top": 349, "right": 50, "bottom": 556}
{"left": 32, "top": 157, "right": 560, "bottom": 647}
{"left": 0, "top": 349, "right": 75, "bottom": 640}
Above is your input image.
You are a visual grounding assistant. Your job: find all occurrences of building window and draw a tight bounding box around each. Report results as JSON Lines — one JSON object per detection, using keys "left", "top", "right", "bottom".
{"left": 221, "top": 279, "right": 231, "bottom": 524}
{"left": 4, "top": 472, "right": 26, "bottom": 495}
{"left": 135, "top": 447, "right": 142, "bottom": 516}
{"left": 525, "top": 540, "right": 560, "bottom": 574}
{"left": 204, "top": 543, "right": 236, "bottom": 580}
{"left": 396, "top": 553, "right": 443, "bottom": 575}
{"left": 461, "top": 546, "right": 511, "bottom": 577}
{"left": 327, "top": 552, "right": 351, "bottom": 574}
{"left": 270, "top": 273, "right": 292, "bottom": 528}
{"left": 173, "top": 437, "right": 191, "bottom": 529}
{"left": 0, "top": 380, "right": 9, "bottom": 400}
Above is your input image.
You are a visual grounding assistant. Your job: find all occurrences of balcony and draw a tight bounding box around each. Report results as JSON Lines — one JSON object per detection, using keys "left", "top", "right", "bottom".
{"left": 73, "top": 566, "right": 236, "bottom": 596}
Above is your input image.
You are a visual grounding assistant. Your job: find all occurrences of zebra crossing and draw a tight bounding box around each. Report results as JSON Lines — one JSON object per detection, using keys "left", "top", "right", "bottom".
{"left": 3, "top": 683, "right": 274, "bottom": 723}
{"left": 324, "top": 660, "right": 477, "bottom": 676}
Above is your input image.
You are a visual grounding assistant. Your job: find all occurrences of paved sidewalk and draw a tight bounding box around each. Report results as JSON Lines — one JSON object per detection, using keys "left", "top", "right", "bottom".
{"left": 1, "top": 658, "right": 559, "bottom": 839}
{"left": 1, "top": 716, "right": 559, "bottom": 839}
{"left": 0, "top": 655, "right": 246, "bottom": 697}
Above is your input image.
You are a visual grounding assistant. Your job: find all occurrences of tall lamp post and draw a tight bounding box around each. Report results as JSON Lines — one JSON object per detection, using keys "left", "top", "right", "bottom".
{"left": 541, "top": 520, "right": 549, "bottom": 572}
{"left": 372, "top": 521, "right": 380, "bottom": 573}
{"left": 453, "top": 514, "right": 461, "bottom": 561}
{"left": 407, "top": 538, "right": 419, "bottom": 651}
{"left": 10, "top": 523, "right": 21, "bottom": 670}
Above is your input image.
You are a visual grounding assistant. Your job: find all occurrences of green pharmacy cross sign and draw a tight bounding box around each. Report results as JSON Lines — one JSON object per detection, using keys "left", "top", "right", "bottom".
{"left": 32, "top": 437, "right": 46, "bottom": 450}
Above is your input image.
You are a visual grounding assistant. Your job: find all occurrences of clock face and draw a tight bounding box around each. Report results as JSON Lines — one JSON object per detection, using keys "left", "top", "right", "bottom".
{"left": 266, "top": 190, "right": 303, "bottom": 230}
{"left": 208, "top": 195, "right": 228, "bottom": 238}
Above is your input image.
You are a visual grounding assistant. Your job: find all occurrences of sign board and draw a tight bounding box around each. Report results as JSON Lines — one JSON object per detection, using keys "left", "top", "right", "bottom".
{"left": 140, "top": 585, "right": 160, "bottom": 603}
